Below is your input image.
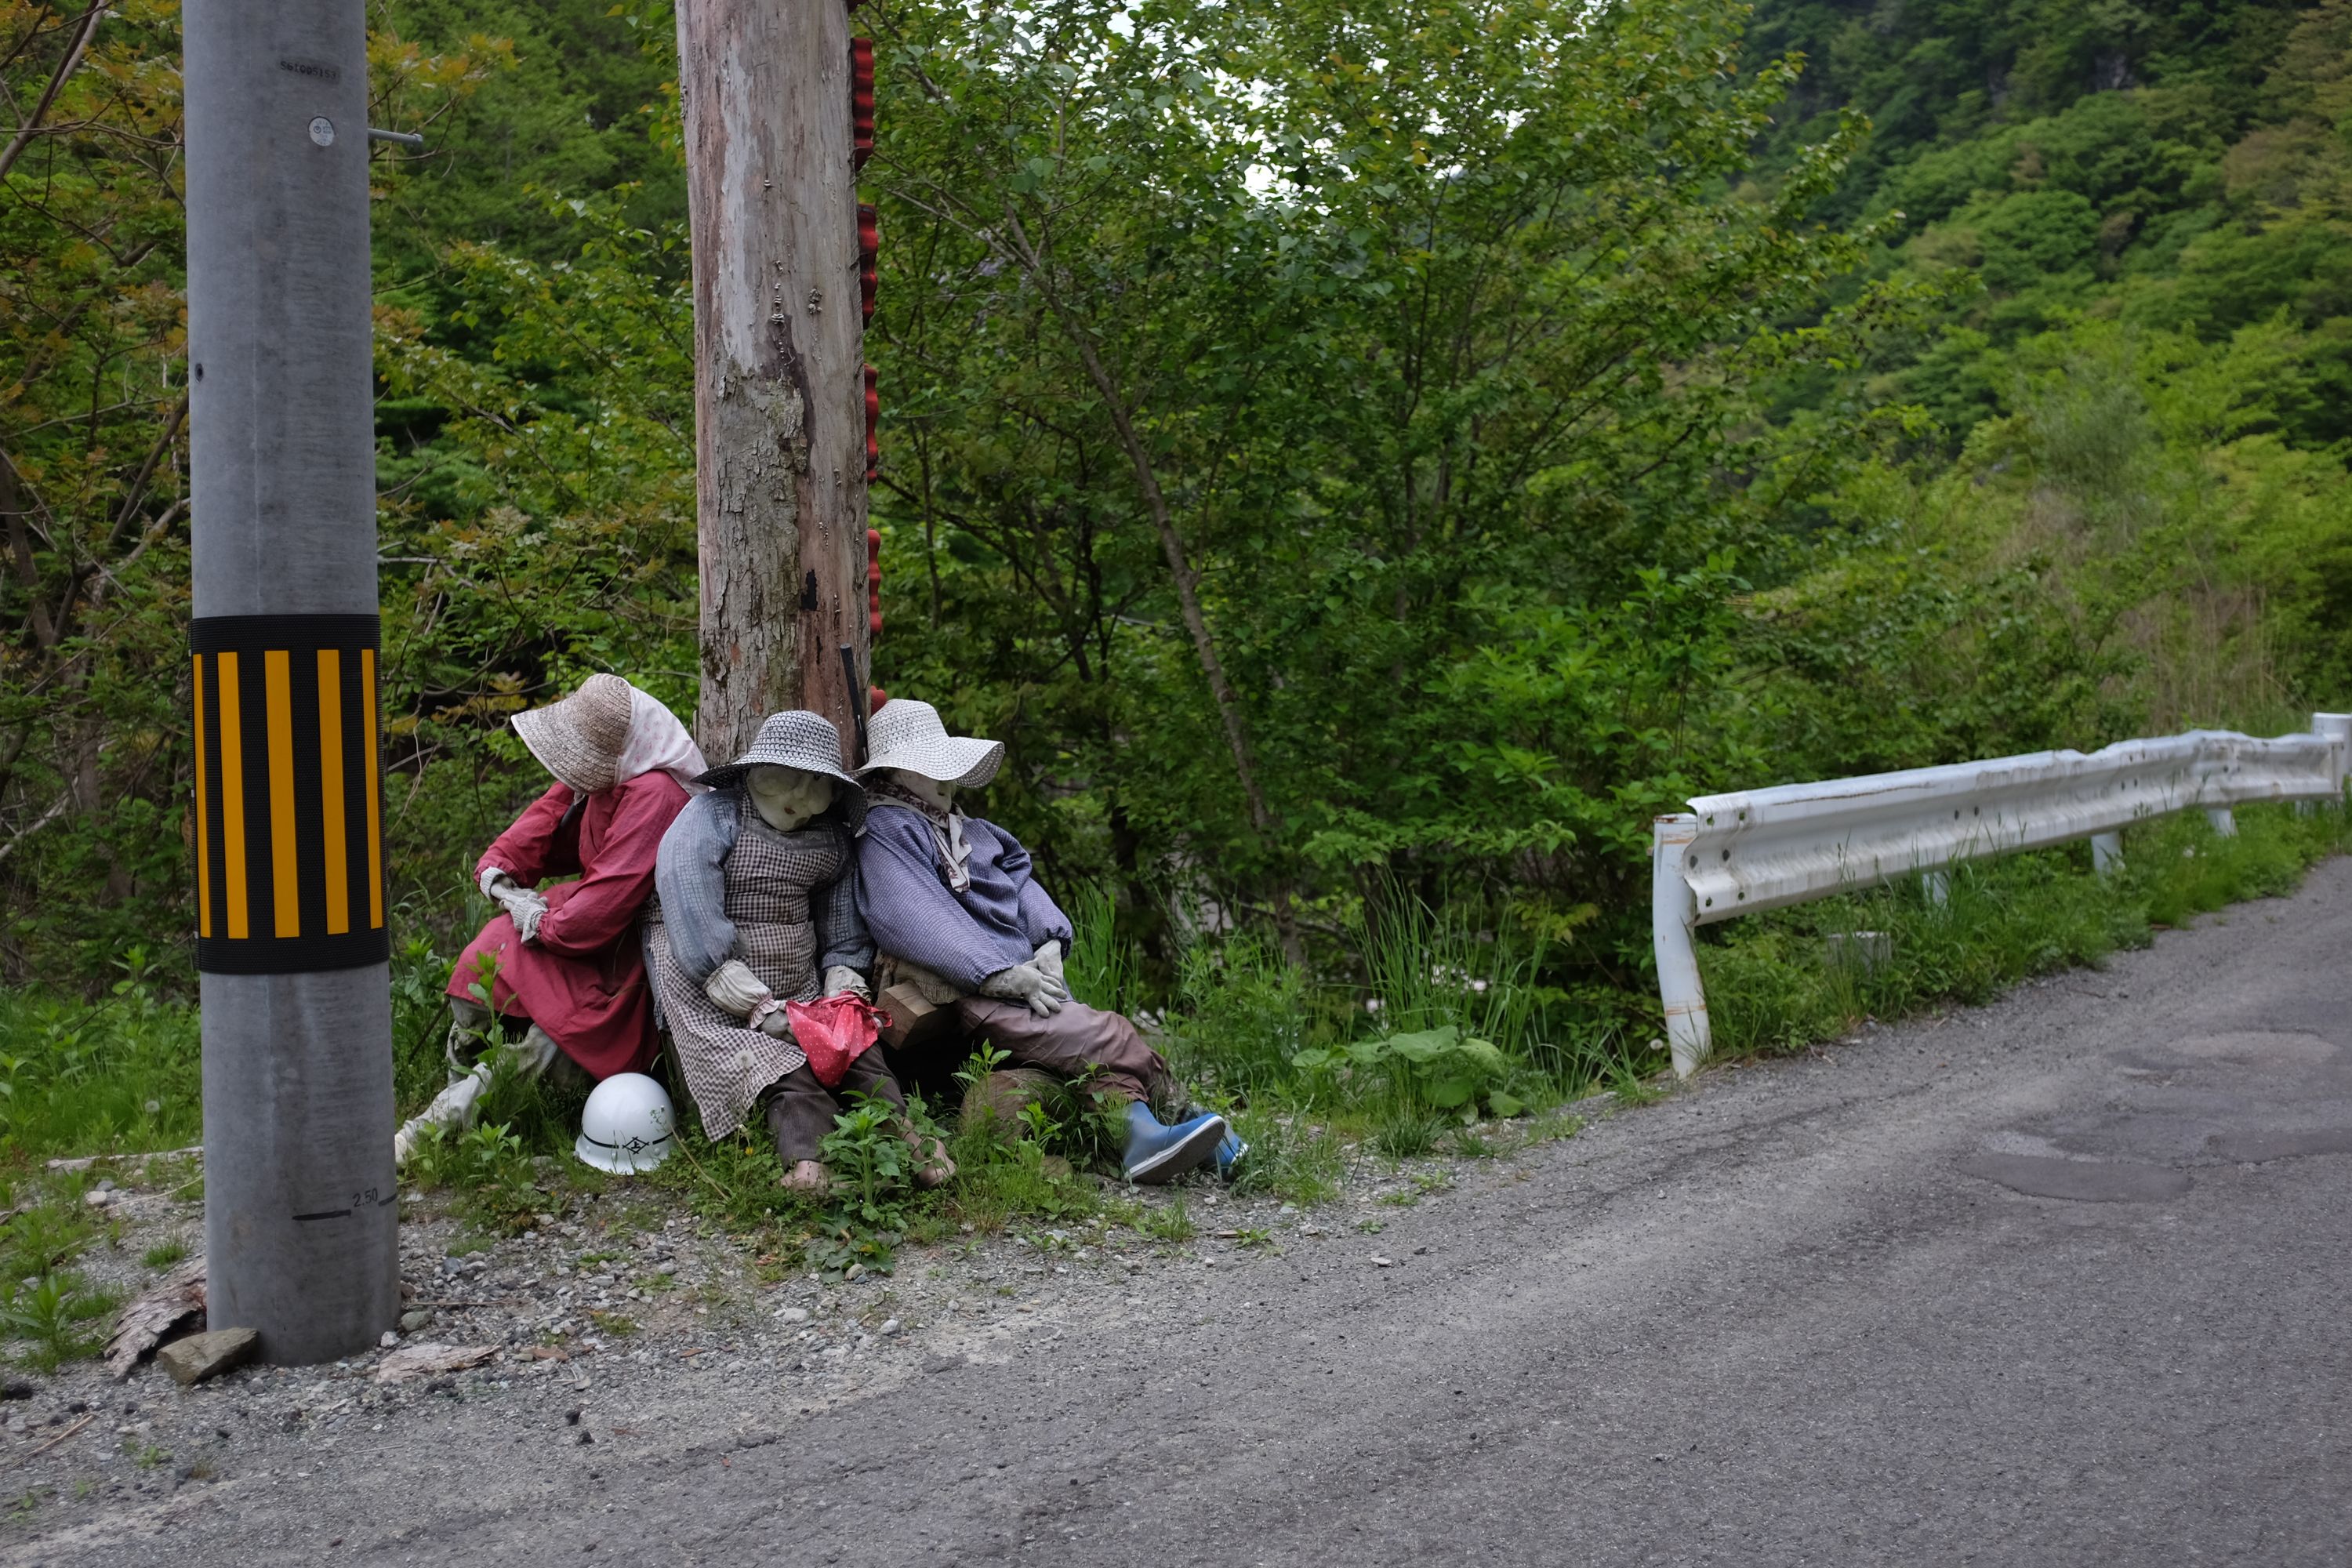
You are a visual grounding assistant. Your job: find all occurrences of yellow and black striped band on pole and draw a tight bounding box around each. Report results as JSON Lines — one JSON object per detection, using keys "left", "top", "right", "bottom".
{"left": 191, "top": 615, "right": 388, "bottom": 974}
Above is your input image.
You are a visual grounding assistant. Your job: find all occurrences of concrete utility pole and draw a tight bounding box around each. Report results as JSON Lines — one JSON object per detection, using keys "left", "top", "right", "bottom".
{"left": 676, "top": 0, "right": 875, "bottom": 764}
{"left": 183, "top": 0, "right": 399, "bottom": 1362}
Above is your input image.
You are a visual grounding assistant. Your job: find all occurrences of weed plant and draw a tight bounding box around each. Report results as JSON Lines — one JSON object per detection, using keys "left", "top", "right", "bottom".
{"left": 1166, "top": 932, "right": 1311, "bottom": 1098}
{"left": 0, "top": 1173, "right": 122, "bottom": 1370}
{"left": 1062, "top": 883, "right": 1140, "bottom": 1014}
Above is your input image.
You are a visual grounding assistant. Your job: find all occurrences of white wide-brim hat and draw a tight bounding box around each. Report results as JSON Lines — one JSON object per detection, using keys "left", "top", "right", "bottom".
{"left": 694, "top": 710, "right": 867, "bottom": 829}
{"left": 858, "top": 699, "right": 1004, "bottom": 788}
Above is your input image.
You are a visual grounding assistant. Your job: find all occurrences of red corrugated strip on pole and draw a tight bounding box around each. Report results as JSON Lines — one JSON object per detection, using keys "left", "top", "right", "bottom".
{"left": 858, "top": 203, "right": 879, "bottom": 326}
{"left": 850, "top": 38, "right": 874, "bottom": 170}
{"left": 864, "top": 362, "right": 880, "bottom": 481}
{"left": 851, "top": 16, "right": 878, "bottom": 710}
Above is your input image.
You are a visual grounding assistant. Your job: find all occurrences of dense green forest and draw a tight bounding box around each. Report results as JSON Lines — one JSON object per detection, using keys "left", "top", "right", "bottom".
{"left": 6, "top": 0, "right": 2350, "bottom": 1044}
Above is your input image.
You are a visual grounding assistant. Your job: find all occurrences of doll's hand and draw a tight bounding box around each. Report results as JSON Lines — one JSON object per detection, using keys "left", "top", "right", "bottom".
{"left": 482, "top": 869, "right": 549, "bottom": 942}
{"left": 982, "top": 962, "right": 1067, "bottom": 1018}
{"left": 480, "top": 865, "right": 548, "bottom": 940}
{"left": 820, "top": 965, "right": 873, "bottom": 1002}
{"left": 705, "top": 959, "right": 773, "bottom": 1019}
{"left": 1032, "top": 940, "right": 1065, "bottom": 988}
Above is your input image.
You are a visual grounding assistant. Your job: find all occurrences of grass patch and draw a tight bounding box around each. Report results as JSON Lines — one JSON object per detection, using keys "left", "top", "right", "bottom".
{"left": 1135, "top": 1195, "right": 1195, "bottom": 1244}
{"left": 0, "top": 1172, "right": 121, "bottom": 1370}
{"left": 0, "top": 948, "right": 198, "bottom": 1160}
{"left": 1223, "top": 1107, "right": 1344, "bottom": 1206}
{"left": 1700, "top": 800, "right": 2352, "bottom": 1059}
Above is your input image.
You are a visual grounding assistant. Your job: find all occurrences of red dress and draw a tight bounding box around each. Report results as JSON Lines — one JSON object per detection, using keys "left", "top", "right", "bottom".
{"left": 445, "top": 771, "right": 690, "bottom": 1080}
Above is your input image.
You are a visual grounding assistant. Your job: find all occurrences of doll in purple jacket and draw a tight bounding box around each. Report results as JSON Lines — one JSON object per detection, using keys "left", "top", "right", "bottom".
{"left": 853, "top": 700, "right": 1236, "bottom": 1184}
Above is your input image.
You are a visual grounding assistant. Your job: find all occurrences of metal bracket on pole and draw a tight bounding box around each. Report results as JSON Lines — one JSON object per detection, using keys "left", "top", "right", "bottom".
{"left": 367, "top": 127, "right": 424, "bottom": 147}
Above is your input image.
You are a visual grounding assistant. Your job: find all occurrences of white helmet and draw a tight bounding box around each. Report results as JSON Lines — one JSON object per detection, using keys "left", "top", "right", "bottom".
{"left": 575, "top": 1073, "right": 677, "bottom": 1173}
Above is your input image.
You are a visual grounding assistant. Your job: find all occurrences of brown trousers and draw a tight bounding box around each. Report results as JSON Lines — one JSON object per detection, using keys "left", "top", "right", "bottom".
{"left": 762, "top": 1048, "right": 908, "bottom": 1164}
{"left": 953, "top": 997, "right": 1178, "bottom": 1109}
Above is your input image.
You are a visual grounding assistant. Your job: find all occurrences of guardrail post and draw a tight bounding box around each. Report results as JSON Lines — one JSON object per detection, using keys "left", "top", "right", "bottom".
{"left": 2318, "top": 713, "right": 2352, "bottom": 797}
{"left": 1920, "top": 870, "right": 1950, "bottom": 907}
{"left": 2205, "top": 806, "right": 2238, "bottom": 837}
{"left": 1653, "top": 815, "right": 1710, "bottom": 1079}
{"left": 2091, "top": 832, "right": 2123, "bottom": 875}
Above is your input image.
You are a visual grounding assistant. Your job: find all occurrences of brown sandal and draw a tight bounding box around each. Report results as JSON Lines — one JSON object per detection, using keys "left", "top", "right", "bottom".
{"left": 780, "top": 1159, "right": 833, "bottom": 1196}
{"left": 907, "top": 1134, "right": 957, "bottom": 1189}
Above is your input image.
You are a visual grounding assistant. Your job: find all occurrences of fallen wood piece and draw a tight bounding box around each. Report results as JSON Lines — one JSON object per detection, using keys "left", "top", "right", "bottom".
{"left": 157, "top": 1327, "right": 257, "bottom": 1386}
{"left": 5, "top": 1414, "right": 92, "bottom": 1469}
{"left": 46, "top": 1145, "right": 202, "bottom": 1174}
{"left": 103, "top": 1256, "right": 207, "bottom": 1381}
{"left": 376, "top": 1342, "right": 497, "bottom": 1384}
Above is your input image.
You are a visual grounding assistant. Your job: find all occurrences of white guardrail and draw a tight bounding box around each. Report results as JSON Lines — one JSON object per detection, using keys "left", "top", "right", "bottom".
{"left": 1651, "top": 713, "right": 2352, "bottom": 1078}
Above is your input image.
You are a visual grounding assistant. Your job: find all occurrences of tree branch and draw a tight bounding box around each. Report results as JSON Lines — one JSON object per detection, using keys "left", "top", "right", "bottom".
{"left": 0, "top": 0, "right": 103, "bottom": 188}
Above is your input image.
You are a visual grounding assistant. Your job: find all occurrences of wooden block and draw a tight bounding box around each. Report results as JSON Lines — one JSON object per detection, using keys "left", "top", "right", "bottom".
{"left": 877, "top": 982, "right": 962, "bottom": 1054}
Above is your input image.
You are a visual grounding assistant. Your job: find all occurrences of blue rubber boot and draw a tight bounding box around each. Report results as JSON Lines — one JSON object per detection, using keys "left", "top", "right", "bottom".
{"left": 1211, "top": 1124, "right": 1250, "bottom": 1181}
{"left": 1185, "top": 1103, "right": 1250, "bottom": 1181}
{"left": 1121, "top": 1102, "right": 1228, "bottom": 1185}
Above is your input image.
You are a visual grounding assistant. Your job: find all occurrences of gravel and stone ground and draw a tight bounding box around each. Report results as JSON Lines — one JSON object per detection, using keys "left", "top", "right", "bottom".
{"left": 3, "top": 858, "right": 2350, "bottom": 1564}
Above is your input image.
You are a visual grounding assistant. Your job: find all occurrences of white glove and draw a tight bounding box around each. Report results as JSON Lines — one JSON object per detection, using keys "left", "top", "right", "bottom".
{"left": 1033, "top": 939, "right": 1065, "bottom": 988}
{"left": 704, "top": 958, "right": 774, "bottom": 1020}
{"left": 821, "top": 964, "right": 873, "bottom": 1002}
{"left": 480, "top": 867, "right": 548, "bottom": 940}
{"left": 756, "top": 1007, "right": 795, "bottom": 1040}
{"left": 981, "top": 961, "right": 1067, "bottom": 1018}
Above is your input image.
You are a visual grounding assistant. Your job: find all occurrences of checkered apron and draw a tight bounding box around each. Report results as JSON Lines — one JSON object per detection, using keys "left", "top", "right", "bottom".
{"left": 647, "top": 820, "right": 850, "bottom": 1139}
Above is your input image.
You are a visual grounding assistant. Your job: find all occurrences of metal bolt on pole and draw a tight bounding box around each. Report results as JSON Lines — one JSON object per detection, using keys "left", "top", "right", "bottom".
{"left": 184, "top": 0, "right": 399, "bottom": 1362}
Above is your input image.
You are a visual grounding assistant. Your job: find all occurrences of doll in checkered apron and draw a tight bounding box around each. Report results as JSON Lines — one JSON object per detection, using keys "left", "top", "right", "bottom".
{"left": 648, "top": 711, "right": 954, "bottom": 1194}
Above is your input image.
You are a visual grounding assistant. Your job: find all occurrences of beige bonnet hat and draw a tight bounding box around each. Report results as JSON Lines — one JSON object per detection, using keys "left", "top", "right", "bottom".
{"left": 510, "top": 673, "right": 636, "bottom": 793}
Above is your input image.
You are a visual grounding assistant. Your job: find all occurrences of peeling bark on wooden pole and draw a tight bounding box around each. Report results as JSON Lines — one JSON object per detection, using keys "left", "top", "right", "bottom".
{"left": 676, "top": 0, "right": 870, "bottom": 764}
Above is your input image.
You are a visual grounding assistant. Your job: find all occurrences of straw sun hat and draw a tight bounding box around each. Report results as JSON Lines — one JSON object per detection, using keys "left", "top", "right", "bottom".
{"left": 694, "top": 710, "right": 867, "bottom": 829}
{"left": 858, "top": 699, "right": 1004, "bottom": 788}
{"left": 510, "top": 673, "right": 635, "bottom": 794}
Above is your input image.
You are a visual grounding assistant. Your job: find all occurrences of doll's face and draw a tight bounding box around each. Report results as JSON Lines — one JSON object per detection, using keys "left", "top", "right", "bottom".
{"left": 745, "top": 765, "right": 833, "bottom": 831}
{"left": 886, "top": 769, "right": 957, "bottom": 813}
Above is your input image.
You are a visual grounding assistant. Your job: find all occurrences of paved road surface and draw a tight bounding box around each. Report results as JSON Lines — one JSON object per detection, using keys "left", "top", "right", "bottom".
{"left": 18, "top": 860, "right": 2352, "bottom": 1565}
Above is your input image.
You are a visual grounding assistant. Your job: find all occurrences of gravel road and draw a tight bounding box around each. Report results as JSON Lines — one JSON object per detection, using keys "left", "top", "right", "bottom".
{"left": 8, "top": 858, "right": 2350, "bottom": 1566}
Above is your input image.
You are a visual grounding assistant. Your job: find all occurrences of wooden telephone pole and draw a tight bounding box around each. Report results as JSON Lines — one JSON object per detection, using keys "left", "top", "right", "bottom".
{"left": 676, "top": 0, "right": 878, "bottom": 764}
